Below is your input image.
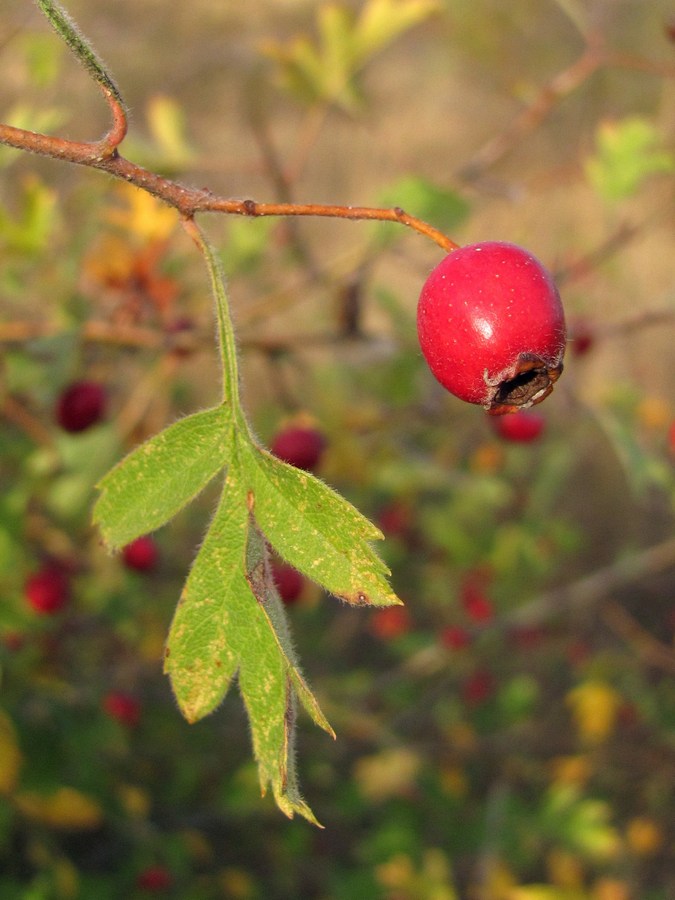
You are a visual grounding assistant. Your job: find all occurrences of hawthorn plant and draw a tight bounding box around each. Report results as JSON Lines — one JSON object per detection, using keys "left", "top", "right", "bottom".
{"left": 0, "top": 0, "right": 566, "bottom": 824}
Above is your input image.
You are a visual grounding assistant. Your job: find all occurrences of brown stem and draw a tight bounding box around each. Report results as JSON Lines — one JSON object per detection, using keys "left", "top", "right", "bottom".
{"left": 459, "top": 42, "right": 604, "bottom": 180}
{"left": 506, "top": 536, "right": 675, "bottom": 629}
{"left": 600, "top": 601, "right": 675, "bottom": 675}
{"left": 0, "top": 124, "right": 458, "bottom": 252}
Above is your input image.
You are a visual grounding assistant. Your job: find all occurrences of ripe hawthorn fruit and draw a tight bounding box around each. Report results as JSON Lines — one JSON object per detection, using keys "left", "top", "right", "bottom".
{"left": 271, "top": 559, "right": 304, "bottom": 605}
{"left": 56, "top": 380, "right": 107, "bottom": 432}
{"left": 440, "top": 625, "right": 471, "bottom": 650}
{"left": 136, "top": 865, "right": 173, "bottom": 892}
{"left": 24, "top": 564, "right": 70, "bottom": 614}
{"left": 461, "top": 669, "right": 496, "bottom": 706}
{"left": 270, "top": 425, "right": 326, "bottom": 472}
{"left": 491, "top": 410, "right": 546, "bottom": 443}
{"left": 122, "top": 536, "right": 159, "bottom": 572}
{"left": 668, "top": 421, "right": 675, "bottom": 457}
{"left": 103, "top": 691, "right": 141, "bottom": 727}
{"left": 370, "top": 606, "right": 412, "bottom": 640}
{"left": 417, "top": 242, "right": 566, "bottom": 415}
{"left": 460, "top": 572, "right": 494, "bottom": 623}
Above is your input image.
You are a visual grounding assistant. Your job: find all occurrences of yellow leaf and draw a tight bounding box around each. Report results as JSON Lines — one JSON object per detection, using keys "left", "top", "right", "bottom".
{"left": 565, "top": 681, "right": 621, "bottom": 744}
{"left": 625, "top": 816, "right": 664, "bottom": 856}
{"left": 0, "top": 709, "right": 22, "bottom": 795}
{"left": 375, "top": 853, "right": 416, "bottom": 890}
{"left": 546, "top": 849, "right": 585, "bottom": 889}
{"left": 592, "top": 878, "right": 631, "bottom": 900}
{"left": 354, "top": 0, "right": 442, "bottom": 63}
{"left": 116, "top": 783, "right": 151, "bottom": 820}
{"left": 14, "top": 786, "right": 104, "bottom": 830}
{"left": 106, "top": 183, "right": 178, "bottom": 243}
{"left": 549, "top": 755, "right": 593, "bottom": 788}
{"left": 353, "top": 747, "right": 421, "bottom": 801}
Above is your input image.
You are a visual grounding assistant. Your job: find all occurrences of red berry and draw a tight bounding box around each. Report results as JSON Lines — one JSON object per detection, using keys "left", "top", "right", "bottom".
{"left": 569, "top": 318, "right": 595, "bottom": 356}
{"left": 440, "top": 625, "right": 471, "bottom": 650}
{"left": 370, "top": 606, "right": 412, "bottom": 640}
{"left": 271, "top": 559, "right": 304, "bottom": 605}
{"left": 460, "top": 571, "right": 494, "bottom": 623}
{"left": 24, "top": 564, "right": 70, "bottom": 615}
{"left": 136, "top": 865, "right": 173, "bottom": 892}
{"left": 491, "top": 410, "right": 546, "bottom": 443}
{"left": 270, "top": 425, "right": 326, "bottom": 472}
{"left": 377, "top": 501, "right": 413, "bottom": 539}
{"left": 103, "top": 691, "right": 141, "bottom": 727}
{"left": 509, "top": 625, "right": 546, "bottom": 650}
{"left": 417, "top": 242, "right": 566, "bottom": 415}
{"left": 56, "top": 380, "right": 107, "bottom": 432}
{"left": 122, "top": 536, "right": 159, "bottom": 572}
{"left": 461, "top": 669, "right": 496, "bottom": 706}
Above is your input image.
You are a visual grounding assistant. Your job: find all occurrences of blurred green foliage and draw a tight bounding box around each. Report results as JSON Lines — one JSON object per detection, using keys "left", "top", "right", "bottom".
{"left": 1, "top": 0, "right": 674, "bottom": 897}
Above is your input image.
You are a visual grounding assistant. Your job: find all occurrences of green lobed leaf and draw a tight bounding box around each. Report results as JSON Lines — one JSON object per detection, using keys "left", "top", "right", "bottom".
{"left": 164, "top": 459, "right": 332, "bottom": 825}
{"left": 94, "top": 405, "right": 232, "bottom": 549}
{"left": 241, "top": 442, "right": 401, "bottom": 607}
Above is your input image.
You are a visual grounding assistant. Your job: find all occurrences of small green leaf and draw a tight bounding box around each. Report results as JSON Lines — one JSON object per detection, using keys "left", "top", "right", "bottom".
{"left": 354, "top": 0, "right": 442, "bottom": 63}
{"left": 373, "top": 176, "right": 469, "bottom": 247}
{"left": 242, "top": 443, "right": 401, "bottom": 607}
{"left": 163, "top": 469, "right": 249, "bottom": 723}
{"left": 94, "top": 405, "right": 232, "bottom": 548}
{"left": 164, "top": 463, "right": 331, "bottom": 825}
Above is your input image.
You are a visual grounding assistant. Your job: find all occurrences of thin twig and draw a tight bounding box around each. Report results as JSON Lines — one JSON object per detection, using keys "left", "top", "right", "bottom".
{"left": 600, "top": 601, "right": 675, "bottom": 675}
{"left": 0, "top": 119, "right": 458, "bottom": 251}
{"left": 506, "top": 536, "right": 675, "bottom": 628}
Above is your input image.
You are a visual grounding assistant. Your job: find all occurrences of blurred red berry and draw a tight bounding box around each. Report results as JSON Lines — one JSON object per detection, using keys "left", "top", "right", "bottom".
{"left": 569, "top": 318, "right": 595, "bottom": 357}
{"left": 377, "top": 501, "right": 413, "bottom": 539}
{"left": 271, "top": 560, "right": 304, "bottom": 605}
{"left": 440, "top": 625, "right": 471, "bottom": 650}
{"left": 566, "top": 639, "right": 591, "bottom": 667}
{"left": 370, "top": 606, "right": 412, "bottom": 640}
{"left": 462, "top": 669, "right": 496, "bottom": 706}
{"left": 122, "top": 536, "right": 159, "bottom": 572}
{"left": 24, "top": 564, "right": 70, "bottom": 615}
{"left": 510, "top": 625, "right": 545, "bottom": 650}
{"left": 617, "top": 701, "right": 640, "bottom": 730}
{"left": 460, "top": 572, "right": 494, "bottom": 623}
{"left": 136, "top": 865, "right": 173, "bottom": 892}
{"left": 270, "top": 425, "right": 326, "bottom": 472}
{"left": 56, "top": 380, "right": 106, "bottom": 432}
{"left": 491, "top": 410, "right": 545, "bottom": 443}
{"left": 2, "top": 632, "right": 26, "bottom": 652}
{"left": 103, "top": 691, "right": 141, "bottom": 727}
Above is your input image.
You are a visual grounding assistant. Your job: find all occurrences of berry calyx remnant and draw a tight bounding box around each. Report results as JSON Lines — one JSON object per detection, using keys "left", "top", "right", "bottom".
{"left": 416, "top": 242, "right": 566, "bottom": 415}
